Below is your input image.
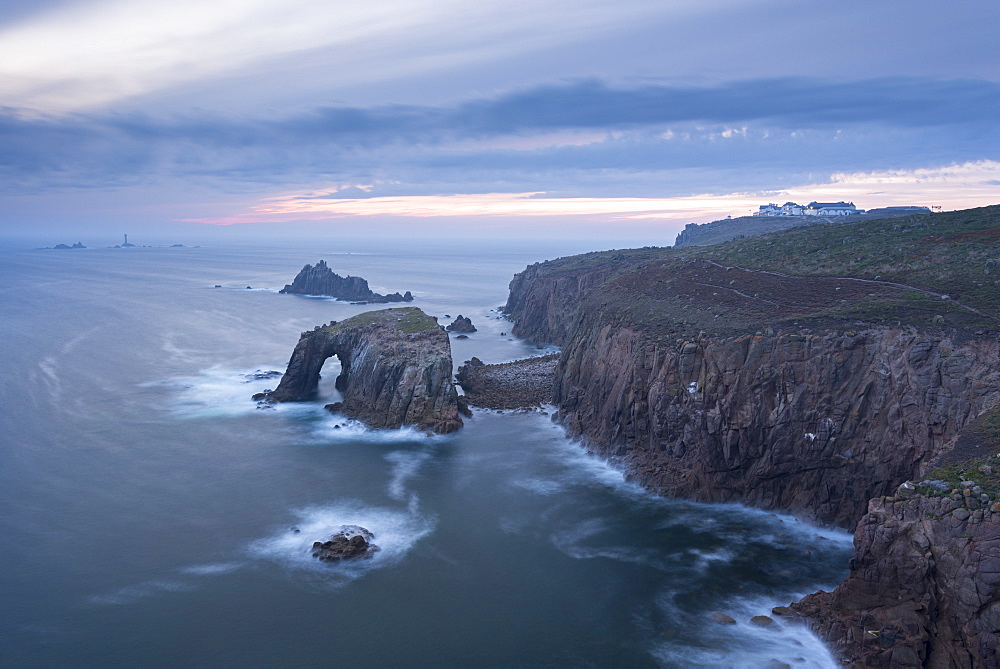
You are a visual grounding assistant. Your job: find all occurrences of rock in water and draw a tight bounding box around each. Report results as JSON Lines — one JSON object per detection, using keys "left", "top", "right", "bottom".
{"left": 278, "top": 259, "right": 413, "bottom": 303}
{"left": 312, "top": 525, "right": 379, "bottom": 561}
{"left": 445, "top": 315, "right": 477, "bottom": 332}
{"left": 258, "top": 307, "right": 463, "bottom": 434}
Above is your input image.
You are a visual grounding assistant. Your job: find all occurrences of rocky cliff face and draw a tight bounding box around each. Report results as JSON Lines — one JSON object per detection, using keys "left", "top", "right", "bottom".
{"left": 279, "top": 259, "right": 413, "bottom": 303}
{"left": 261, "top": 307, "right": 462, "bottom": 434}
{"left": 552, "top": 322, "right": 1000, "bottom": 527}
{"left": 502, "top": 208, "right": 1000, "bottom": 665}
{"left": 793, "top": 493, "right": 1000, "bottom": 667}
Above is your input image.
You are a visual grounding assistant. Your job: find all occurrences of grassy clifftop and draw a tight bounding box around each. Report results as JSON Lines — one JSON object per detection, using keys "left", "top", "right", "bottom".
{"left": 532, "top": 205, "right": 1000, "bottom": 340}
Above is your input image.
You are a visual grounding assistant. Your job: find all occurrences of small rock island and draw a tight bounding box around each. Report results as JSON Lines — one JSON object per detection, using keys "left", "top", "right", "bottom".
{"left": 279, "top": 259, "right": 413, "bottom": 303}
{"left": 257, "top": 307, "right": 463, "bottom": 434}
{"left": 445, "top": 315, "right": 477, "bottom": 332}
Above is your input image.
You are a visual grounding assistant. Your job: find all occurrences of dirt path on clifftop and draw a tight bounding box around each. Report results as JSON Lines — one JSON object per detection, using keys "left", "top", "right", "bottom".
{"left": 703, "top": 260, "right": 995, "bottom": 321}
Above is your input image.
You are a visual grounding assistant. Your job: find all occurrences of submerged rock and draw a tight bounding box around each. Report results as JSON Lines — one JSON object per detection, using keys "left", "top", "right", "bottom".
{"left": 311, "top": 525, "right": 379, "bottom": 561}
{"left": 710, "top": 612, "right": 736, "bottom": 624}
{"left": 259, "top": 307, "right": 463, "bottom": 434}
{"left": 244, "top": 369, "right": 282, "bottom": 381}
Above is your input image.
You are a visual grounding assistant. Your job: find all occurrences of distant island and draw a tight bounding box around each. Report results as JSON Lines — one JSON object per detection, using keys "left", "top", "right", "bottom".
{"left": 37, "top": 242, "right": 86, "bottom": 250}
{"left": 279, "top": 259, "right": 414, "bottom": 303}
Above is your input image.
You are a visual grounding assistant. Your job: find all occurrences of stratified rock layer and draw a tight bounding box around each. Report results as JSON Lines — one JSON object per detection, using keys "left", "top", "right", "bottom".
{"left": 793, "top": 494, "right": 1000, "bottom": 667}
{"left": 279, "top": 259, "right": 413, "bottom": 303}
{"left": 262, "top": 307, "right": 462, "bottom": 434}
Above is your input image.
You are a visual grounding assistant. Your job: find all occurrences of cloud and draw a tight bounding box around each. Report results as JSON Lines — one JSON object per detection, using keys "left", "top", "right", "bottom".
{"left": 184, "top": 160, "right": 1000, "bottom": 227}
{"left": 3, "top": 76, "right": 998, "bottom": 195}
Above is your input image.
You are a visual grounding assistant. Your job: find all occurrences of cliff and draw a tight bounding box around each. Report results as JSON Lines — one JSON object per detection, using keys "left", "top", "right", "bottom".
{"left": 260, "top": 307, "right": 462, "bottom": 434}
{"left": 503, "top": 205, "right": 1000, "bottom": 664}
{"left": 553, "top": 324, "right": 999, "bottom": 528}
{"left": 279, "top": 259, "right": 413, "bottom": 303}
{"left": 793, "top": 491, "right": 1000, "bottom": 667}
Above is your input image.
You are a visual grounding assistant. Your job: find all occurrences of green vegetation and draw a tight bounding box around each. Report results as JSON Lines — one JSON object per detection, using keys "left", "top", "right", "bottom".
{"left": 329, "top": 307, "right": 439, "bottom": 334}
{"left": 531, "top": 205, "right": 1000, "bottom": 339}
{"left": 920, "top": 404, "right": 1000, "bottom": 499}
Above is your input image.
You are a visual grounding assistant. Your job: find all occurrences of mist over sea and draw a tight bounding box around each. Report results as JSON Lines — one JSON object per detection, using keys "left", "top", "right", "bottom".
{"left": 0, "top": 238, "right": 851, "bottom": 667}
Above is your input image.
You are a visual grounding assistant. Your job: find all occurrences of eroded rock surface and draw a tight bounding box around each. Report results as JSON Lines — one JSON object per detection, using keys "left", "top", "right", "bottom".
{"left": 312, "top": 525, "right": 379, "bottom": 561}
{"left": 279, "top": 259, "right": 413, "bottom": 303}
{"left": 445, "top": 315, "right": 476, "bottom": 332}
{"left": 259, "top": 307, "right": 462, "bottom": 434}
{"left": 793, "top": 493, "right": 1000, "bottom": 667}
{"left": 456, "top": 354, "right": 558, "bottom": 410}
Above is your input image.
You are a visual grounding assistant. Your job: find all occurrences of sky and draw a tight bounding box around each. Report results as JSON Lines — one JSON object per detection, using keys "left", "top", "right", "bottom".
{"left": 1, "top": 0, "right": 998, "bottom": 243}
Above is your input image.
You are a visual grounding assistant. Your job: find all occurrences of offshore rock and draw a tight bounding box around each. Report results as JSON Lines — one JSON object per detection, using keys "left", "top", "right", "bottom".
{"left": 445, "top": 315, "right": 477, "bottom": 332}
{"left": 312, "top": 525, "right": 379, "bottom": 561}
{"left": 792, "top": 494, "right": 1000, "bottom": 667}
{"left": 279, "top": 259, "right": 414, "bottom": 303}
{"left": 260, "top": 307, "right": 462, "bottom": 434}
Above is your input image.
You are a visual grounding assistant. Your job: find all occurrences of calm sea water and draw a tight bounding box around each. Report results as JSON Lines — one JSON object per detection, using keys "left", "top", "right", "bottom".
{"left": 0, "top": 238, "right": 851, "bottom": 667}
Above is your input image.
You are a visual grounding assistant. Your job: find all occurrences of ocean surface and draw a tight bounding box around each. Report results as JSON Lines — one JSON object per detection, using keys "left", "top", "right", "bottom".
{"left": 0, "top": 238, "right": 853, "bottom": 667}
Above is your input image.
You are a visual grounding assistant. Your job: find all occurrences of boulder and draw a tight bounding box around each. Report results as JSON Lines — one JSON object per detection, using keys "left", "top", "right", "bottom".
{"left": 311, "top": 525, "right": 379, "bottom": 561}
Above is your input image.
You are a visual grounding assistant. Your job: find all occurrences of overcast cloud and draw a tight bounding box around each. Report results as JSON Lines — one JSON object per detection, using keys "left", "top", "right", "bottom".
{"left": 1, "top": 0, "right": 997, "bottom": 239}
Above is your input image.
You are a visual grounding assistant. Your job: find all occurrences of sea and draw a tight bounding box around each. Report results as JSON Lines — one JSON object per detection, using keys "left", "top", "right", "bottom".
{"left": 0, "top": 237, "right": 853, "bottom": 668}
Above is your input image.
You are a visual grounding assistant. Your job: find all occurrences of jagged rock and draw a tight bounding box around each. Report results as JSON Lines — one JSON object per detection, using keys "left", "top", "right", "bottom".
{"left": 311, "top": 525, "right": 379, "bottom": 561}
{"left": 793, "top": 494, "right": 1000, "bottom": 667}
{"left": 279, "top": 259, "right": 413, "bottom": 303}
{"left": 504, "top": 256, "right": 1000, "bottom": 527}
{"left": 446, "top": 315, "right": 477, "bottom": 332}
{"left": 258, "top": 307, "right": 462, "bottom": 434}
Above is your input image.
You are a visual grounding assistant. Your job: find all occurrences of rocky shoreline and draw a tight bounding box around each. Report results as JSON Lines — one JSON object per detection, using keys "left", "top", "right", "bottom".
{"left": 498, "top": 206, "right": 1000, "bottom": 666}
{"left": 455, "top": 354, "right": 558, "bottom": 410}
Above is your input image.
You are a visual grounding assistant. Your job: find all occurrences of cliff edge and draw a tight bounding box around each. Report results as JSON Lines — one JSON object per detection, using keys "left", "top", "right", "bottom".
{"left": 260, "top": 307, "right": 462, "bottom": 434}
{"left": 503, "top": 205, "right": 1000, "bottom": 665}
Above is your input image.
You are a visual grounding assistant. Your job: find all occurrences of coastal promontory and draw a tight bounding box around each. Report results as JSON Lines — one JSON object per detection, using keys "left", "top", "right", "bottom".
{"left": 258, "top": 307, "right": 463, "bottom": 434}
{"left": 501, "top": 205, "right": 1000, "bottom": 664}
{"left": 279, "top": 259, "right": 413, "bottom": 303}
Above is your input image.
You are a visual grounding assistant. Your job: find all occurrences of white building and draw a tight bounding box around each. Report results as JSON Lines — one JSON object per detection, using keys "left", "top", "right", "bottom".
{"left": 804, "top": 201, "right": 860, "bottom": 216}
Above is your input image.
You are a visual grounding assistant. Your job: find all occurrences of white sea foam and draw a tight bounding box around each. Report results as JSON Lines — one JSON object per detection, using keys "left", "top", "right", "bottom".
{"left": 550, "top": 518, "right": 670, "bottom": 568}
{"left": 310, "top": 413, "right": 437, "bottom": 445}
{"left": 384, "top": 449, "right": 433, "bottom": 502}
{"left": 247, "top": 501, "right": 435, "bottom": 586}
{"left": 652, "top": 593, "right": 840, "bottom": 668}
{"left": 144, "top": 365, "right": 297, "bottom": 419}
{"left": 88, "top": 579, "right": 195, "bottom": 606}
{"left": 180, "top": 562, "right": 244, "bottom": 576}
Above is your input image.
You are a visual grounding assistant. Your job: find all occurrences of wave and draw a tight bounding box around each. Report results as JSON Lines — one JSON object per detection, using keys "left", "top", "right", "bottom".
{"left": 246, "top": 501, "right": 436, "bottom": 588}
{"left": 652, "top": 593, "right": 840, "bottom": 668}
